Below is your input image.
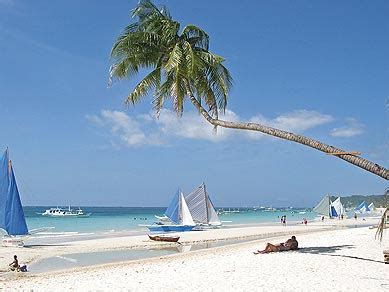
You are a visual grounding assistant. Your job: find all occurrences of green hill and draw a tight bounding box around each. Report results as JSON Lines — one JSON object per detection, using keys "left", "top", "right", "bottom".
{"left": 330, "top": 194, "right": 388, "bottom": 209}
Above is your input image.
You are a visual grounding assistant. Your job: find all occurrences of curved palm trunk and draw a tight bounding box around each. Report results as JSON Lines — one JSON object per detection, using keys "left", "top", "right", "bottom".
{"left": 186, "top": 92, "right": 389, "bottom": 180}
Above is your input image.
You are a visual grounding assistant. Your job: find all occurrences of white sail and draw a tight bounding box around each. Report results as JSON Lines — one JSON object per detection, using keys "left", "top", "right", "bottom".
{"left": 179, "top": 192, "right": 195, "bottom": 226}
{"left": 368, "top": 202, "right": 375, "bottom": 211}
{"left": 313, "top": 195, "right": 332, "bottom": 217}
{"left": 331, "top": 197, "right": 345, "bottom": 216}
{"left": 185, "top": 183, "right": 221, "bottom": 226}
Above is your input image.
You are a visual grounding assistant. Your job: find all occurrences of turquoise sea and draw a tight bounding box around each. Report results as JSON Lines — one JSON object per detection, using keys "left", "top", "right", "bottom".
{"left": 23, "top": 206, "right": 317, "bottom": 234}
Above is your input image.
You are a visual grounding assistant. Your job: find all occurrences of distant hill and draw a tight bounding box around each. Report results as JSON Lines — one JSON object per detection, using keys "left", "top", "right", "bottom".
{"left": 330, "top": 195, "right": 388, "bottom": 209}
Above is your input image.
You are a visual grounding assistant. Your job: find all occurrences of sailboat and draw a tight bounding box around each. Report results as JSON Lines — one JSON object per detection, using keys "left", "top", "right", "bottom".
{"left": 184, "top": 183, "right": 221, "bottom": 227}
{"left": 313, "top": 195, "right": 337, "bottom": 218}
{"left": 331, "top": 197, "right": 345, "bottom": 217}
{"left": 0, "top": 149, "right": 29, "bottom": 247}
{"left": 147, "top": 189, "right": 195, "bottom": 232}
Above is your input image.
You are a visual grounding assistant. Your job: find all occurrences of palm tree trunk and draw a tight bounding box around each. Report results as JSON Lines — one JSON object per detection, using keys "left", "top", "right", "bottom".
{"left": 185, "top": 90, "right": 389, "bottom": 180}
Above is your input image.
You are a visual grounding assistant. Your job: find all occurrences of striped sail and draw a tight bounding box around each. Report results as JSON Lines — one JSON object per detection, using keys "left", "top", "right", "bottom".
{"left": 185, "top": 183, "right": 221, "bottom": 226}
{"left": 313, "top": 195, "right": 332, "bottom": 217}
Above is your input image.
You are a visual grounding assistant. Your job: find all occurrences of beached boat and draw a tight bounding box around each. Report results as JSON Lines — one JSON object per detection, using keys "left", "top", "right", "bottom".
{"left": 0, "top": 149, "right": 29, "bottom": 247}
{"left": 184, "top": 183, "right": 221, "bottom": 228}
{"left": 146, "top": 189, "right": 195, "bottom": 232}
{"left": 313, "top": 195, "right": 336, "bottom": 218}
{"left": 41, "top": 206, "right": 91, "bottom": 217}
{"left": 148, "top": 234, "right": 180, "bottom": 242}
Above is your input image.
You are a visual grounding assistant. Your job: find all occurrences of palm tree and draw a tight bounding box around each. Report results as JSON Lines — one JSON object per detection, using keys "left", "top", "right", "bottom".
{"left": 376, "top": 187, "right": 388, "bottom": 241}
{"left": 109, "top": 0, "right": 389, "bottom": 181}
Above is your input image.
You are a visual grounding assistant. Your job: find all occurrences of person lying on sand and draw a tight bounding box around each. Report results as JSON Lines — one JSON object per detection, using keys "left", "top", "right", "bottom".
{"left": 253, "top": 236, "right": 298, "bottom": 254}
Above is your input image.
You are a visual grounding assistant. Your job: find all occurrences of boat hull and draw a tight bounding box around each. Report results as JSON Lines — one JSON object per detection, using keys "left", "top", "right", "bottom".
{"left": 2, "top": 237, "right": 24, "bottom": 247}
{"left": 148, "top": 235, "right": 180, "bottom": 242}
{"left": 146, "top": 225, "right": 194, "bottom": 232}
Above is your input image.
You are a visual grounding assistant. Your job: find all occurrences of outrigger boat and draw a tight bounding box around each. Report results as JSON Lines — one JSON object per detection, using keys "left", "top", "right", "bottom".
{"left": 148, "top": 234, "right": 180, "bottom": 242}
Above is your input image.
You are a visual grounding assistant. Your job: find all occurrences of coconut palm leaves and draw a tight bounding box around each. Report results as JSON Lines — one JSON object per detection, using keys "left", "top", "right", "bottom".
{"left": 110, "top": 0, "right": 232, "bottom": 118}
{"left": 109, "top": 0, "right": 389, "bottom": 180}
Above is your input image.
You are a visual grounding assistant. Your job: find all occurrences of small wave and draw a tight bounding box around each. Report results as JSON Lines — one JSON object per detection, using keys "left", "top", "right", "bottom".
{"left": 56, "top": 255, "right": 78, "bottom": 263}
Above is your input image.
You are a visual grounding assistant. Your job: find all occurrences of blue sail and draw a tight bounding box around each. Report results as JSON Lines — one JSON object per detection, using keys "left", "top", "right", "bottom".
{"left": 0, "top": 149, "right": 28, "bottom": 236}
{"left": 164, "top": 189, "right": 180, "bottom": 224}
{"left": 330, "top": 205, "right": 338, "bottom": 218}
{"left": 0, "top": 149, "right": 10, "bottom": 228}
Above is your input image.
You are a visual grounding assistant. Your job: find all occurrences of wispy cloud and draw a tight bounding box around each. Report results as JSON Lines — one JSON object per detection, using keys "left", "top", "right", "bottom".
{"left": 330, "top": 118, "right": 365, "bottom": 138}
{"left": 86, "top": 110, "right": 162, "bottom": 147}
{"left": 87, "top": 109, "right": 334, "bottom": 148}
{"left": 247, "top": 110, "right": 334, "bottom": 140}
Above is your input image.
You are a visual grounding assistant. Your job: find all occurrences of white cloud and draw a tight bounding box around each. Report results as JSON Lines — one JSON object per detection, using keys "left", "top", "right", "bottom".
{"left": 330, "top": 118, "right": 365, "bottom": 138}
{"left": 86, "top": 110, "right": 161, "bottom": 147}
{"left": 156, "top": 109, "right": 239, "bottom": 142}
{"left": 247, "top": 110, "right": 334, "bottom": 140}
{"left": 87, "top": 109, "right": 334, "bottom": 148}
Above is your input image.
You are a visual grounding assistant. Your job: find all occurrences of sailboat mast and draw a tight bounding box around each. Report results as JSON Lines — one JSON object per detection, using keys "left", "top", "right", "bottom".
{"left": 203, "top": 183, "right": 210, "bottom": 222}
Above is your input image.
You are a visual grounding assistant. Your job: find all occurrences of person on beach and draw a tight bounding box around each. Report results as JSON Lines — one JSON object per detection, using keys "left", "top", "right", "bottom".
{"left": 8, "top": 255, "right": 27, "bottom": 272}
{"left": 9, "top": 255, "right": 19, "bottom": 271}
{"left": 253, "top": 236, "right": 298, "bottom": 254}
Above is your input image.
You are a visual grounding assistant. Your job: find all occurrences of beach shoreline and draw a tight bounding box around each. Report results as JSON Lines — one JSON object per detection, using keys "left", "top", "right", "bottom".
{"left": 1, "top": 217, "right": 386, "bottom": 291}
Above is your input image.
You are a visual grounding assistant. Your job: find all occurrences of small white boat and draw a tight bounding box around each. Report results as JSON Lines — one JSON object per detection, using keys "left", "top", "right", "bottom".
{"left": 41, "top": 206, "right": 91, "bottom": 217}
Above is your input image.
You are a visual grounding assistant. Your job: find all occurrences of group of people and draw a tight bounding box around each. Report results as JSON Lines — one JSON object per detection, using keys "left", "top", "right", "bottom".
{"left": 254, "top": 235, "right": 298, "bottom": 254}
{"left": 280, "top": 215, "right": 287, "bottom": 226}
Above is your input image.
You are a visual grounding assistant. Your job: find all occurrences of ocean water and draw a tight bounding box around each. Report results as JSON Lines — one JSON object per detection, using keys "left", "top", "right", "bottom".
{"left": 23, "top": 206, "right": 316, "bottom": 234}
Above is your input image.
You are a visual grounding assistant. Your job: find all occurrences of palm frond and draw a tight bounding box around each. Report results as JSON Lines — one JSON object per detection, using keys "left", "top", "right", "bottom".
{"left": 132, "top": 0, "right": 168, "bottom": 21}
{"left": 182, "top": 25, "right": 209, "bottom": 50}
{"left": 126, "top": 67, "right": 161, "bottom": 105}
{"left": 110, "top": 0, "right": 233, "bottom": 118}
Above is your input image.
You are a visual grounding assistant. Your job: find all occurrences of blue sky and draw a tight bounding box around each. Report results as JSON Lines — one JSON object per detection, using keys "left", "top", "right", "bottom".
{"left": 0, "top": 0, "right": 388, "bottom": 207}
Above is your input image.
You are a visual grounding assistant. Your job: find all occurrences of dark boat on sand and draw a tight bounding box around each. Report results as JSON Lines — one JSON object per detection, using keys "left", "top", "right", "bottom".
{"left": 148, "top": 235, "right": 180, "bottom": 242}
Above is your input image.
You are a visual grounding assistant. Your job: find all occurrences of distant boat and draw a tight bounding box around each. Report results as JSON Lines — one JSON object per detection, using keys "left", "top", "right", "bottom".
{"left": 354, "top": 201, "right": 371, "bottom": 214}
{"left": 184, "top": 183, "right": 221, "bottom": 227}
{"left": 146, "top": 189, "right": 195, "bottom": 232}
{"left": 40, "top": 206, "right": 91, "bottom": 217}
{"left": 313, "top": 195, "right": 340, "bottom": 218}
{"left": 0, "top": 149, "right": 29, "bottom": 247}
{"left": 331, "top": 197, "right": 345, "bottom": 216}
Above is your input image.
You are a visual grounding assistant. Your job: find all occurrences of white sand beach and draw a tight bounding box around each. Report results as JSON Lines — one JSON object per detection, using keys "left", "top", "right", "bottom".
{"left": 0, "top": 218, "right": 388, "bottom": 291}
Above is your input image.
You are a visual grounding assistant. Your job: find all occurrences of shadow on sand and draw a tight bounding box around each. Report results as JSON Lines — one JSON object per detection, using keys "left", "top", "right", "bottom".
{"left": 24, "top": 244, "right": 71, "bottom": 248}
{"left": 298, "top": 245, "right": 385, "bottom": 264}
